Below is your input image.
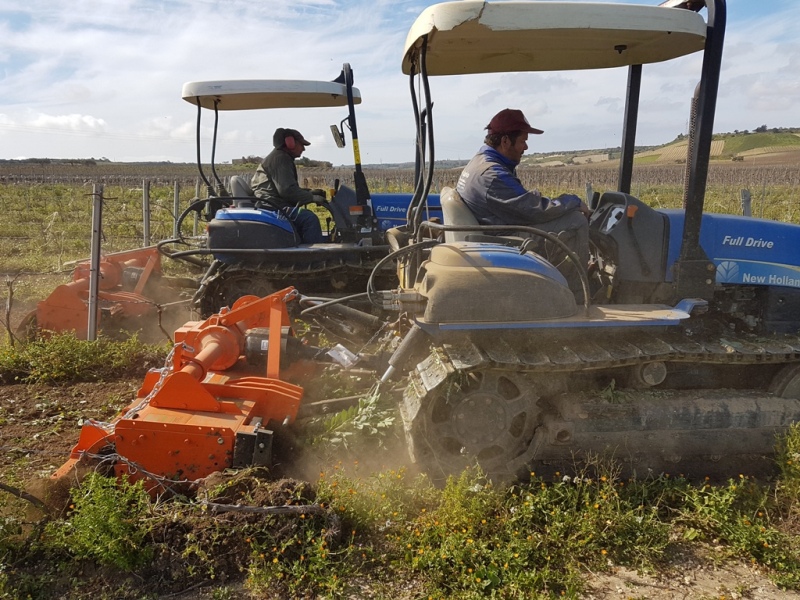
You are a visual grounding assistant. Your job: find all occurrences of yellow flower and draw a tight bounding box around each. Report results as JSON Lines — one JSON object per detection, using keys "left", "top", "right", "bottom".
{"left": 601, "top": 549, "right": 607, "bottom": 555}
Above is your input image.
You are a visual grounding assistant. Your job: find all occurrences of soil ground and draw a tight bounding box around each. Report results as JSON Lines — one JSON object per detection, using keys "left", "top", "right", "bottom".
{"left": 1, "top": 380, "right": 799, "bottom": 598}
{"left": 3, "top": 150, "right": 800, "bottom": 595}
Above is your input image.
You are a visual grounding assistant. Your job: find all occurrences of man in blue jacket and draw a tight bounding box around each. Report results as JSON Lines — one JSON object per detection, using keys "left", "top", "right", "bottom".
{"left": 456, "top": 108, "right": 590, "bottom": 295}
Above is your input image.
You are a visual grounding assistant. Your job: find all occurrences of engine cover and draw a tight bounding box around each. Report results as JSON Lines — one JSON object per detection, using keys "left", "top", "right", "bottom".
{"left": 208, "top": 207, "right": 297, "bottom": 263}
{"left": 417, "top": 242, "right": 577, "bottom": 323}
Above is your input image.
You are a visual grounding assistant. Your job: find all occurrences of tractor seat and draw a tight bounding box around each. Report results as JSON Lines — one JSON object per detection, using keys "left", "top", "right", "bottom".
{"left": 440, "top": 186, "right": 479, "bottom": 243}
{"left": 229, "top": 175, "right": 255, "bottom": 207}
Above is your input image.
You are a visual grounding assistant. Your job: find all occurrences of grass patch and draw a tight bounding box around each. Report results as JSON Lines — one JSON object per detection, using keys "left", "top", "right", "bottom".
{"left": 2, "top": 428, "right": 800, "bottom": 598}
{"left": 0, "top": 332, "right": 167, "bottom": 384}
{"left": 633, "top": 154, "right": 662, "bottom": 165}
{"left": 45, "top": 473, "right": 154, "bottom": 571}
{"left": 721, "top": 132, "right": 800, "bottom": 156}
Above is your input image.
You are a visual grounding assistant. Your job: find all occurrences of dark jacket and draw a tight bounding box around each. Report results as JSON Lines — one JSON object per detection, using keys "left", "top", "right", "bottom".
{"left": 456, "top": 144, "right": 582, "bottom": 226}
{"left": 251, "top": 147, "right": 314, "bottom": 210}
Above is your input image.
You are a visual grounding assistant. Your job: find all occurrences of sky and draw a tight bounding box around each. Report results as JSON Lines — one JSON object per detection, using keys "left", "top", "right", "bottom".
{"left": 0, "top": 0, "right": 798, "bottom": 166}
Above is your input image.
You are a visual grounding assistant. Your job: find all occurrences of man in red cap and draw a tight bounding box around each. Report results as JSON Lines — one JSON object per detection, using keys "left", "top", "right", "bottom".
{"left": 456, "top": 108, "right": 591, "bottom": 295}
{"left": 250, "top": 127, "right": 325, "bottom": 243}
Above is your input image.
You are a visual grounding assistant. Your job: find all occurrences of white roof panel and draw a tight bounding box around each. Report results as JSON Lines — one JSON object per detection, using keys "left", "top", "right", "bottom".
{"left": 402, "top": 1, "right": 707, "bottom": 75}
{"left": 181, "top": 80, "right": 362, "bottom": 110}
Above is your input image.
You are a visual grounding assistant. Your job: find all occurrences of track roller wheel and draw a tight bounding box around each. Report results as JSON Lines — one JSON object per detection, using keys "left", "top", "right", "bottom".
{"left": 406, "top": 369, "right": 539, "bottom": 485}
{"left": 14, "top": 310, "right": 39, "bottom": 342}
{"left": 770, "top": 363, "right": 800, "bottom": 399}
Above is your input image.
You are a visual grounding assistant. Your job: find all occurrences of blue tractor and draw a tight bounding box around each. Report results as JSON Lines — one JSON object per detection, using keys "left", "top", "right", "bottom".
{"left": 377, "top": 0, "right": 800, "bottom": 483}
{"left": 164, "top": 64, "right": 441, "bottom": 317}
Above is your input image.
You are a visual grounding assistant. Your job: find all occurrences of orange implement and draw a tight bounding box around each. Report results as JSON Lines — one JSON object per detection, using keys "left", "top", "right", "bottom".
{"left": 52, "top": 288, "right": 304, "bottom": 495}
{"left": 33, "top": 246, "right": 164, "bottom": 339}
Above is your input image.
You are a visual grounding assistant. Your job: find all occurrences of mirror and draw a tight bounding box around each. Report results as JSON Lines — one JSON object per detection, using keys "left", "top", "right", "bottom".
{"left": 330, "top": 124, "right": 345, "bottom": 148}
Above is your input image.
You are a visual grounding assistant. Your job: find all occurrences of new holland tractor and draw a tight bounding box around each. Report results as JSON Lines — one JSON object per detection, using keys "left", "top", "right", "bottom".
{"left": 163, "top": 64, "right": 441, "bottom": 317}
{"left": 374, "top": 0, "right": 800, "bottom": 484}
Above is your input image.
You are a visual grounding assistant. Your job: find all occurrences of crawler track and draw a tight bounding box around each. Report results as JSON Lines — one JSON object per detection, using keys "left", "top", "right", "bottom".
{"left": 402, "top": 325, "right": 800, "bottom": 484}
{"left": 198, "top": 260, "right": 394, "bottom": 317}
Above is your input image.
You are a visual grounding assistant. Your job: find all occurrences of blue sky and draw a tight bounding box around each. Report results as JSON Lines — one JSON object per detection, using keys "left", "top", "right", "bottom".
{"left": 0, "top": 0, "right": 798, "bottom": 165}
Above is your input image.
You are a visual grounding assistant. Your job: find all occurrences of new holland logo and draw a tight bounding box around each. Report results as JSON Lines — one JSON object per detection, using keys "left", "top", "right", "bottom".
{"left": 716, "top": 261, "right": 740, "bottom": 283}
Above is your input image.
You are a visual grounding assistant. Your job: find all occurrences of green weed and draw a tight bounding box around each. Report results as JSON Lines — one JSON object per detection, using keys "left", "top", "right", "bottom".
{"left": 0, "top": 332, "right": 167, "bottom": 384}
{"left": 46, "top": 473, "right": 153, "bottom": 571}
{"left": 390, "top": 467, "right": 669, "bottom": 598}
{"left": 307, "top": 387, "right": 397, "bottom": 453}
{"left": 675, "top": 474, "right": 800, "bottom": 588}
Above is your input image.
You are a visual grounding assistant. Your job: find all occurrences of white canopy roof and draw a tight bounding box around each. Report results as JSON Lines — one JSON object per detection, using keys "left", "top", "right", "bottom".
{"left": 402, "top": 1, "right": 708, "bottom": 75}
{"left": 181, "top": 80, "right": 362, "bottom": 110}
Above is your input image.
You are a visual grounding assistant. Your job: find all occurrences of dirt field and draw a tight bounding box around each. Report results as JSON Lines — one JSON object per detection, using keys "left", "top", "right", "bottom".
{"left": 1, "top": 378, "right": 798, "bottom": 599}
{"left": 2, "top": 152, "right": 800, "bottom": 597}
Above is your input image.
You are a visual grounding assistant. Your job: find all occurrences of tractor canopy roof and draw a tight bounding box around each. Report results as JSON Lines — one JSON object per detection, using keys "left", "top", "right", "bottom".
{"left": 181, "top": 79, "right": 362, "bottom": 111}
{"left": 402, "top": 1, "right": 707, "bottom": 76}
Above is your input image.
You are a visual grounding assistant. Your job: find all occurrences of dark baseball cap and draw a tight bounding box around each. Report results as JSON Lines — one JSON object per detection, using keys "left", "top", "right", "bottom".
{"left": 273, "top": 127, "right": 311, "bottom": 148}
{"left": 486, "top": 109, "right": 543, "bottom": 135}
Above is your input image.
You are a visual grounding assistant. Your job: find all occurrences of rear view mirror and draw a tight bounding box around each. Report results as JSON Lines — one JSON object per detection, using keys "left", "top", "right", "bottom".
{"left": 330, "top": 125, "right": 345, "bottom": 148}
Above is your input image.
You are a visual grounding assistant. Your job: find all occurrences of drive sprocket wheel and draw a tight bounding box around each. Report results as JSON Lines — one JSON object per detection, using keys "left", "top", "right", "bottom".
{"left": 200, "top": 270, "right": 277, "bottom": 317}
{"left": 408, "top": 369, "right": 540, "bottom": 484}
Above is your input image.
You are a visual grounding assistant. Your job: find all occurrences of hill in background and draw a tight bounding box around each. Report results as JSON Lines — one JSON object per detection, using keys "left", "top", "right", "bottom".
{"left": 2, "top": 128, "right": 798, "bottom": 171}
{"left": 517, "top": 127, "right": 800, "bottom": 169}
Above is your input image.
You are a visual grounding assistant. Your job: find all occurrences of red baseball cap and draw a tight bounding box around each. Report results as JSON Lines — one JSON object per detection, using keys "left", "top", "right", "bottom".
{"left": 486, "top": 109, "right": 543, "bottom": 135}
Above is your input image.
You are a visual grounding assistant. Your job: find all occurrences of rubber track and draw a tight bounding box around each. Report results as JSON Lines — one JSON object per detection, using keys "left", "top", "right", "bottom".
{"left": 437, "top": 327, "right": 800, "bottom": 375}
{"left": 200, "top": 261, "right": 395, "bottom": 315}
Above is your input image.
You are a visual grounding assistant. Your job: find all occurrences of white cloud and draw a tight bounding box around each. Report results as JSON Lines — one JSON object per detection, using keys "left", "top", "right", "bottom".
{"left": 28, "top": 112, "right": 107, "bottom": 132}
{"left": 0, "top": 0, "right": 798, "bottom": 163}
